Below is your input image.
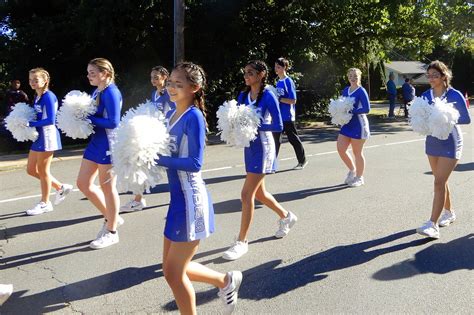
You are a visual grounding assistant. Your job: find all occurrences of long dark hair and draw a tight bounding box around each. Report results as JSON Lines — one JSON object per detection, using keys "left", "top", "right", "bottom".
{"left": 243, "top": 60, "right": 268, "bottom": 104}
{"left": 173, "top": 61, "right": 208, "bottom": 125}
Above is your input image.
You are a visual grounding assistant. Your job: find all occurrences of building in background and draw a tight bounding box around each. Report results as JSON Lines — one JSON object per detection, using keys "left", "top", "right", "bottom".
{"left": 384, "top": 61, "right": 428, "bottom": 86}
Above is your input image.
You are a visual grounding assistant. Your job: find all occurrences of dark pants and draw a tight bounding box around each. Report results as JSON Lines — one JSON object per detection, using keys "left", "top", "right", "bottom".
{"left": 273, "top": 121, "right": 306, "bottom": 164}
{"left": 388, "top": 95, "right": 396, "bottom": 117}
{"left": 402, "top": 99, "right": 411, "bottom": 118}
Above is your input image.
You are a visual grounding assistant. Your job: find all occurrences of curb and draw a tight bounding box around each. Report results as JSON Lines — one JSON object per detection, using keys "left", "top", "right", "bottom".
{"left": 0, "top": 150, "right": 84, "bottom": 172}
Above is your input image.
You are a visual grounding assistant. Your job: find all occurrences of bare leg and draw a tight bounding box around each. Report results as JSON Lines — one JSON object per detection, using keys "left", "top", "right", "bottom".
{"left": 35, "top": 151, "right": 55, "bottom": 203}
{"left": 427, "top": 155, "right": 458, "bottom": 223}
{"left": 186, "top": 262, "right": 227, "bottom": 288}
{"left": 444, "top": 184, "right": 452, "bottom": 211}
{"left": 76, "top": 159, "right": 107, "bottom": 217}
{"left": 27, "top": 150, "right": 62, "bottom": 190}
{"left": 134, "top": 194, "right": 143, "bottom": 202}
{"left": 337, "top": 134, "right": 355, "bottom": 171}
{"left": 98, "top": 164, "right": 120, "bottom": 231}
{"left": 162, "top": 238, "right": 200, "bottom": 315}
{"left": 255, "top": 179, "right": 288, "bottom": 219}
{"left": 351, "top": 138, "right": 367, "bottom": 177}
{"left": 238, "top": 173, "right": 265, "bottom": 241}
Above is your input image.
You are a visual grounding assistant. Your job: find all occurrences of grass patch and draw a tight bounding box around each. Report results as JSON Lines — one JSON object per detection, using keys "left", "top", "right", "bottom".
{"left": 368, "top": 107, "right": 387, "bottom": 117}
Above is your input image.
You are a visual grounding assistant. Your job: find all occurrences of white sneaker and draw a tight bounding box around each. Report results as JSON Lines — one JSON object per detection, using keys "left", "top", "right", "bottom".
{"left": 90, "top": 231, "right": 119, "bottom": 249}
{"left": 416, "top": 220, "right": 440, "bottom": 239}
{"left": 0, "top": 284, "right": 13, "bottom": 306}
{"left": 96, "top": 215, "right": 125, "bottom": 239}
{"left": 218, "top": 271, "right": 243, "bottom": 314}
{"left": 54, "top": 184, "right": 73, "bottom": 205}
{"left": 275, "top": 211, "right": 298, "bottom": 238}
{"left": 26, "top": 201, "right": 53, "bottom": 216}
{"left": 439, "top": 209, "right": 456, "bottom": 227}
{"left": 344, "top": 170, "right": 356, "bottom": 184}
{"left": 222, "top": 239, "right": 249, "bottom": 261}
{"left": 120, "top": 198, "right": 146, "bottom": 213}
{"left": 293, "top": 160, "right": 308, "bottom": 170}
{"left": 349, "top": 176, "right": 364, "bottom": 187}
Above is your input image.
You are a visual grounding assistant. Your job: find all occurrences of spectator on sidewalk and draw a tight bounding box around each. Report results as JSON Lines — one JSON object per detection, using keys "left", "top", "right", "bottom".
{"left": 5, "top": 79, "right": 29, "bottom": 114}
{"left": 401, "top": 78, "right": 415, "bottom": 118}
{"left": 386, "top": 73, "right": 397, "bottom": 118}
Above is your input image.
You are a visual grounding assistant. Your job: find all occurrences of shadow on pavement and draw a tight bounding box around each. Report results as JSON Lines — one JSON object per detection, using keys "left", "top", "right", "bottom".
{"left": 372, "top": 233, "right": 473, "bottom": 281}
{"left": 2, "top": 236, "right": 279, "bottom": 312}
{"left": 454, "top": 162, "right": 474, "bottom": 172}
{"left": 173, "top": 229, "right": 433, "bottom": 310}
{"left": 2, "top": 264, "right": 163, "bottom": 313}
{"left": 213, "top": 184, "right": 348, "bottom": 215}
{"left": 273, "top": 184, "right": 349, "bottom": 203}
{"left": 1, "top": 215, "right": 103, "bottom": 240}
{"left": 2, "top": 241, "right": 92, "bottom": 270}
{"left": 0, "top": 211, "right": 26, "bottom": 221}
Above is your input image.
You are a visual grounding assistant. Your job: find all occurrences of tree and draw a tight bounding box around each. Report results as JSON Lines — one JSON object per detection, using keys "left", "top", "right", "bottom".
{"left": 0, "top": 0, "right": 471, "bottom": 130}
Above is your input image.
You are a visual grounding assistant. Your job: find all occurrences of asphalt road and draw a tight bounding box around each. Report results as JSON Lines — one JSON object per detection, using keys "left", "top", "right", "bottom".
{"left": 1, "top": 114, "right": 473, "bottom": 314}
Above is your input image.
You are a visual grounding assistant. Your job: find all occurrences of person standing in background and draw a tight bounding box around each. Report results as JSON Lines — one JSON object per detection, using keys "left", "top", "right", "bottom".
{"left": 272, "top": 57, "right": 307, "bottom": 170}
{"left": 401, "top": 78, "right": 415, "bottom": 118}
{"left": 5, "top": 79, "right": 29, "bottom": 114}
{"left": 386, "top": 73, "right": 397, "bottom": 118}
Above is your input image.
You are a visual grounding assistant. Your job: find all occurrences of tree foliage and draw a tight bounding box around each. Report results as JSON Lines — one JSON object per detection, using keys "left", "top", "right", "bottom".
{"left": 0, "top": 0, "right": 472, "bottom": 125}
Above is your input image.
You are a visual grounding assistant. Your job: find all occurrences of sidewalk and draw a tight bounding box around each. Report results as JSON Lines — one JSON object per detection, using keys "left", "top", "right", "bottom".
{"left": 0, "top": 148, "right": 85, "bottom": 172}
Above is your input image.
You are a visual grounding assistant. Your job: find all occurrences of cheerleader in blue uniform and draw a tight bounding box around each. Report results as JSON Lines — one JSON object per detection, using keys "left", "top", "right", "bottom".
{"left": 150, "top": 66, "right": 175, "bottom": 115}
{"left": 25, "top": 68, "right": 73, "bottom": 216}
{"left": 222, "top": 60, "right": 298, "bottom": 261}
{"left": 416, "top": 61, "right": 471, "bottom": 239}
{"left": 273, "top": 57, "right": 307, "bottom": 169}
{"left": 76, "top": 58, "right": 123, "bottom": 249}
{"left": 337, "top": 68, "right": 371, "bottom": 187}
{"left": 157, "top": 62, "right": 241, "bottom": 315}
{"left": 120, "top": 65, "right": 175, "bottom": 212}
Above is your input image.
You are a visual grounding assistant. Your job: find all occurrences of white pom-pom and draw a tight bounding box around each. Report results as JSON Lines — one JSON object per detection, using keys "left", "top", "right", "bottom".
{"left": 409, "top": 96, "right": 460, "bottom": 140}
{"left": 408, "top": 96, "right": 432, "bottom": 136}
{"left": 233, "top": 105, "right": 262, "bottom": 147}
{"left": 428, "top": 98, "right": 460, "bottom": 140}
{"left": 265, "top": 84, "right": 279, "bottom": 98}
{"left": 110, "top": 101, "right": 170, "bottom": 194}
{"left": 57, "top": 90, "right": 96, "bottom": 139}
{"left": 328, "top": 96, "right": 355, "bottom": 126}
{"left": 216, "top": 100, "right": 261, "bottom": 148}
{"left": 216, "top": 99, "right": 238, "bottom": 145}
{"left": 4, "top": 102, "right": 39, "bottom": 142}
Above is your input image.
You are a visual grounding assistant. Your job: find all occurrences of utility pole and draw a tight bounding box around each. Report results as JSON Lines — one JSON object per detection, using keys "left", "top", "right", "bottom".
{"left": 364, "top": 40, "right": 371, "bottom": 100}
{"left": 174, "top": 0, "right": 185, "bottom": 65}
{"left": 367, "top": 57, "right": 371, "bottom": 100}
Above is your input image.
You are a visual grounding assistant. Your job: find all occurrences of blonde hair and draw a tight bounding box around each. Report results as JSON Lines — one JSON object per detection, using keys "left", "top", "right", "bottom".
{"left": 347, "top": 67, "right": 362, "bottom": 84}
{"left": 427, "top": 60, "right": 452, "bottom": 87}
{"left": 29, "top": 67, "right": 50, "bottom": 93}
{"left": 88, "top": 58, "right": 116, "bottom": 83}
